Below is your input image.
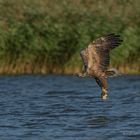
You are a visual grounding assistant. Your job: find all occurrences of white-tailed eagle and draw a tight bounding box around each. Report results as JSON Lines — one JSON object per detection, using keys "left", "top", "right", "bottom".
{"left": 79, "top": 33, "right": 123, "bottom": 99}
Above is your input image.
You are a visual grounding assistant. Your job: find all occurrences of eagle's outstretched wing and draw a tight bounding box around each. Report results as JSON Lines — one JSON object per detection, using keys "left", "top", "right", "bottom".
{"left": 80, "top": 33, "right": 123, "bottom": 76}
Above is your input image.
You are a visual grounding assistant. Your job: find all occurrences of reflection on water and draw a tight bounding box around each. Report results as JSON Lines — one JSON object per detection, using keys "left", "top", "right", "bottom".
{"left": 0, "top": 75, "right": 139, "bottom": 140}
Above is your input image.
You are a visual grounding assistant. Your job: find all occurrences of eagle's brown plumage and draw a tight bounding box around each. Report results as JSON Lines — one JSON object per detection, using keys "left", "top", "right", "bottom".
{"left": 80, "top": 33, "right": 123, "bottom": 99}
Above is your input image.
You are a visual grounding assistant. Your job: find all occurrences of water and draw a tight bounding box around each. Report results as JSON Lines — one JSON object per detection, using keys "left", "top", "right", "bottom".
{"left": 0, "top": 75, "right": 140, "bottom": 140}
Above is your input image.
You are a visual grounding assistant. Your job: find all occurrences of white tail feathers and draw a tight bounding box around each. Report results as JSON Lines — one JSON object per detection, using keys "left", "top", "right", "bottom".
{"left": 105, "top": 68, "right": 120, "bottom": 77}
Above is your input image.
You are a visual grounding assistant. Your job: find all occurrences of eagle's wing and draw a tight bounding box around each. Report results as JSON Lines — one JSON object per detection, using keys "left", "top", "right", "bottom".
{"left": 93, "top": 33, "right": 123, "bottom": 72}
{"left": 80, "top": 48, "right": 88, "bottom": 72}
{"left": 80, "top": 33, "right": 123, "bottom": 75}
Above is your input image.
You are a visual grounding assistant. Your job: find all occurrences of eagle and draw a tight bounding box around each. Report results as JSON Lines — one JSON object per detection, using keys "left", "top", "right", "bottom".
{"left": 79, "top": 33, "right": 123, "bottom": 99}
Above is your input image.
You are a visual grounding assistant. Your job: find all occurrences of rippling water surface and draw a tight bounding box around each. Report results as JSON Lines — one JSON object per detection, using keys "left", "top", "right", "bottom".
{"left": 0, "top": 75, "right": 140, "bottom": 140}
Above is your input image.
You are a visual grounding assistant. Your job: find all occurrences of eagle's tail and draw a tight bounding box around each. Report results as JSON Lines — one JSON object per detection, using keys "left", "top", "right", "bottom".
{"left": 105, "top": 68, "right": 120, "bottom": 77}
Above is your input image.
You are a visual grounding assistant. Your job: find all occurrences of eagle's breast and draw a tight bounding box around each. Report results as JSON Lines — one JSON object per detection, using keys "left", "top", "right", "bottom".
{"left": 86, "top": 43, "right": 102, "bottom": 77}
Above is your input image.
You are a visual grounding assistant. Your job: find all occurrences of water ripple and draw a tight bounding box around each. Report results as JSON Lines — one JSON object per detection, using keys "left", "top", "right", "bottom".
{"left": 0, "top": 75, "right": 139, "bottom": 140}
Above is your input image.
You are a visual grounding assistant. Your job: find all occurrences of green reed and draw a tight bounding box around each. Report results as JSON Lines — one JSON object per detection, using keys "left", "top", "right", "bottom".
{"left": 0, "top": 0, "right": 139, "bottom": 74}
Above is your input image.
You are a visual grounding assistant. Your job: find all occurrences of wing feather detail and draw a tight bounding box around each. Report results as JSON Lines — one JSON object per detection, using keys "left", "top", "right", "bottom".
{"left": 94, "top": 33, "right": 123, "bottom": 72}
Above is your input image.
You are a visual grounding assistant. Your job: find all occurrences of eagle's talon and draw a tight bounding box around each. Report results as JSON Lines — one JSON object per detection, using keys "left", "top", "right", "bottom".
{"left": 101, "top": 93, "right": 108, "bottom": 100}
{"left": 101, "top": 88, "right": 108, "bottom": 99}
{"left": 78, "top": 73, "right": 87, "bottom": 77}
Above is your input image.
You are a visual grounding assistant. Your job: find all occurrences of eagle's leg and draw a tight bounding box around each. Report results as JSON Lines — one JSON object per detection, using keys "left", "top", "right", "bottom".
{"left": 95, "top": 77, "right": 108, "bottom": 99}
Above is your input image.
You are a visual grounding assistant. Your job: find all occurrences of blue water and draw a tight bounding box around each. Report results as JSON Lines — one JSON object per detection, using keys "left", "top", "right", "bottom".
{"left": 0, "top": 75, "right": 140, "bottom": 140}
